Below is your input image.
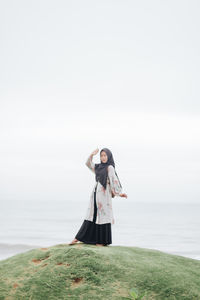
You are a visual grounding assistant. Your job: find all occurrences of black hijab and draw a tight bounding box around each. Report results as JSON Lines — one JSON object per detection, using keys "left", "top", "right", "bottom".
{"left": 94, "top": 148, "right": 122, "bottom": 190}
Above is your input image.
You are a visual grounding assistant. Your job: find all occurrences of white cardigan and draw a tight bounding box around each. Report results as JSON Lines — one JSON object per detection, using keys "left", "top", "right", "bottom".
{"left": 84, "top": 155, "right": 122, "bottom": 225}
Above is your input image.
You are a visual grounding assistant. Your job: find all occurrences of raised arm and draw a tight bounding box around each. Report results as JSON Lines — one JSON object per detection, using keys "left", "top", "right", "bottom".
{"left": 85, "top": 154, "right": 95, "bottom": 173}
{"left": 108, "top": 165, "right": 122, "bottom": 197}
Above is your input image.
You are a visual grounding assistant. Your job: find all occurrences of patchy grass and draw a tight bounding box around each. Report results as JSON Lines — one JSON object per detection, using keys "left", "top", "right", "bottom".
{"left": 0, "top": 244, "right": 200, "bottom": 299}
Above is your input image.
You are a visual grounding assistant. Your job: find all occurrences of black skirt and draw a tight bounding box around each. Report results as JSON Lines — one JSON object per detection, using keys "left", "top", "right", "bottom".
{"left": 75, "top": 184, "right": 112, "bottom": 245}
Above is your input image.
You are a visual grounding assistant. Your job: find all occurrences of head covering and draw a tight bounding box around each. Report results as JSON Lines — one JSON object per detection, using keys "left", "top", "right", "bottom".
{"left": 94, "top": 148, "right": 122, "bottom": 190}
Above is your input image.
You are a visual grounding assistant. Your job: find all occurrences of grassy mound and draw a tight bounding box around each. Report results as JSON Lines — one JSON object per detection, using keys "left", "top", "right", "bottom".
{"left": 0, "top": 244, "right": 200, "bottom": 299}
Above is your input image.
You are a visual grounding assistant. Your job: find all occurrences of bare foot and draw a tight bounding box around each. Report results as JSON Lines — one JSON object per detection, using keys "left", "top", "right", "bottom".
{"left": 96, "top": 243, "right": 104, "bottom": 246}
{"left": 69, "top": 238, "right": 79, "bottom": 245}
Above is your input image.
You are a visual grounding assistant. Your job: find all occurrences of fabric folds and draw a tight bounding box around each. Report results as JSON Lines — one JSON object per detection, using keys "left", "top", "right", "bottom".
{"left": 75, "top": 220, "right": 112, "bottom": 245}
{"left": 75, "top": 186, "right": 112, "bottom": 245}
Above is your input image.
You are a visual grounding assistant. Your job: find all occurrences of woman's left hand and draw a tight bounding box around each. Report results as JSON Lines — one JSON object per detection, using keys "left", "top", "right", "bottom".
{"left": 119, "top": 193, "right": 128, "bottom": 198}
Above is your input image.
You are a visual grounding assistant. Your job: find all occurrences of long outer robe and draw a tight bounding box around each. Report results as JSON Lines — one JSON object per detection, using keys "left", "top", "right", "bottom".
{"left": 84, "top": 155, "right": 123, "bottom": 225}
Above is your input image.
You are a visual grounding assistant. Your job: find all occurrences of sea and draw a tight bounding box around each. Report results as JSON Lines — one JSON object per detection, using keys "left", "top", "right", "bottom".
{"left": 1, "top": 200, "right": 200, "bottom": 261}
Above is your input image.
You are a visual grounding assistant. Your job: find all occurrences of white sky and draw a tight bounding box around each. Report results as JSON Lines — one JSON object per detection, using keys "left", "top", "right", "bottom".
{"left": 0, "top": 0, "right": 200, "bottom": 203}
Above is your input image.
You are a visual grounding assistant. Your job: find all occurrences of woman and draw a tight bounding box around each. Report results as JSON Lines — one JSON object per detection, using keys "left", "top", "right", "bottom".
{"left": 69, "top": 147, "right": 128, "bottom": 246}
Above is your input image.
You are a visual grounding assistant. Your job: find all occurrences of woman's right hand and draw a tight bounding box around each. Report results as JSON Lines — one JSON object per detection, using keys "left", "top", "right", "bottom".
{"left": 91, "top": 148, "right": 99, "bottom": 156}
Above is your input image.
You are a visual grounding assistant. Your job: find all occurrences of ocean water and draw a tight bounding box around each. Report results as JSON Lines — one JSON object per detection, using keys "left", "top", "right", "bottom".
{"left": 1, "top": 199, "right": 200, "bottom": 261}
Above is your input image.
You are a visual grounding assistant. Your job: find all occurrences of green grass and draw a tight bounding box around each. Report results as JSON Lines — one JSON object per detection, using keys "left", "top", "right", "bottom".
{"left": 0, "top": 244, "right": 200, "bottom": 299}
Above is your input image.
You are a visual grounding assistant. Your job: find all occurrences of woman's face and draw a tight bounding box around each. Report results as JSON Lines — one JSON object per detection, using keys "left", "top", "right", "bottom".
{"left": 100, "top": 151, "right": 108, "bottom": 163}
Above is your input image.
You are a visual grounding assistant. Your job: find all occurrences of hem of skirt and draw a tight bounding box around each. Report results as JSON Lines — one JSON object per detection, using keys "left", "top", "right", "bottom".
{"left": 75, "top": 219, "right": 112, "bottom": 245}
{"left": 76, "top": 238, "right": 110, "bottom": 246}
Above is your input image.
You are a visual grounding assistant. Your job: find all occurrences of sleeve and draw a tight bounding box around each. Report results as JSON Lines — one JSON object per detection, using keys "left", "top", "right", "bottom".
{"left": 85, "top": 154, "right": 95, "bottom": 173}
{"left": 108, "top": 165, "right": 122, "bottom": 197}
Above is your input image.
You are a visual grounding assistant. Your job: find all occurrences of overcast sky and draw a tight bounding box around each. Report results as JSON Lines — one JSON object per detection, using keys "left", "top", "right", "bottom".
{"left": 0, "top": 0, "right": 200, "bottom": 203}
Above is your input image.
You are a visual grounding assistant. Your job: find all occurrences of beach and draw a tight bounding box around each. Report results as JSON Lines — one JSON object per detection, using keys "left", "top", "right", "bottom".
{"left": 1, "top": 200, "right": 199, "bottom": 261}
